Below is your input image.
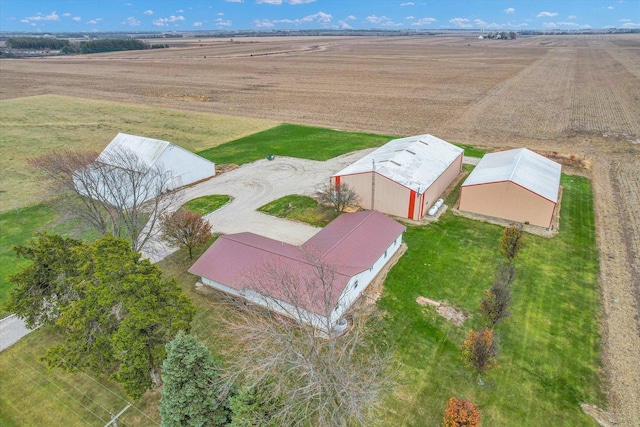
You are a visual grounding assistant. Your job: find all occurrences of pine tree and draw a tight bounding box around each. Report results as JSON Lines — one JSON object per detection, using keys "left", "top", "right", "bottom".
{"left": 160, "top": 332, "right": 231, "bottom": 427}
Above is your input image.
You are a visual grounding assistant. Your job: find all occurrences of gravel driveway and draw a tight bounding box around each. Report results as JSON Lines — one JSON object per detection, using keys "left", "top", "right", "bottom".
{"left": 144, "top": 149, "right": 374, "bottom": 262}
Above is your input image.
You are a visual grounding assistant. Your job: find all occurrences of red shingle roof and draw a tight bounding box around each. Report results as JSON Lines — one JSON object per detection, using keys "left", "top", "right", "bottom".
{"left": 188, "top": 211, "right": 404, "bottom": 315}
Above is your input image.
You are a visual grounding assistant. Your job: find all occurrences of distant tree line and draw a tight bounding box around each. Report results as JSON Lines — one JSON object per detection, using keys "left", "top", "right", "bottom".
{"left": 61, "top": 38, "right": 150, "bottom": 54}
{"left": 7, "top": 37, "right": 70, "bottom": 50}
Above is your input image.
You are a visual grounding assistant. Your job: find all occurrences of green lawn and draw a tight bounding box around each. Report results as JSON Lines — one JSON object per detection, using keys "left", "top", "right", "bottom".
{"left": 0, "top": 205, "right": 58, "bottom": 317}
{"left": 377, "top": 174, "right": 603, "bottom": 426}
{"left": 198, "top": 123, "right": 395, "bottom": 165}
{"left": 258, "top": 195, "right": 338, "bottom": 227}
{"left": 181, "top": 195, "right": 231, "bottom": 216}
{"left": 453, "top": 143, "right": 486, "bottom": 158}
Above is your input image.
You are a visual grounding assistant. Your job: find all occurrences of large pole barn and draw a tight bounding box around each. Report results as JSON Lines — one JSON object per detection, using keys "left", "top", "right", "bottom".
{"left": 331, "top": 134, "right": 463, "bottom": 220}
{"left": 458, "top": 148, "right": 561, "bottom": 228}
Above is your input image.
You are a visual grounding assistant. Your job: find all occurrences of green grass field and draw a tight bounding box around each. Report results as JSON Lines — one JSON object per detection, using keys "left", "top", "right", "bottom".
{"left": 258, "top": 195, "right": 338, "bottom": 227}
{"left": 198, "top": 123, "right": 396, "bottom": 165}
{"left": 0, "top": 205, "right": 59, "bottom": 318}
{"left": 0, "top": 95, "right": 277, "bottom": 211}
{"left": 377, "top": 174, "right": 603, "bottom": 426}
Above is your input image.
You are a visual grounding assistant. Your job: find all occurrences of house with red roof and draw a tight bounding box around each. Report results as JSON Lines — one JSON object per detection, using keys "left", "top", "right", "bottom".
{"left": 189, "top": 210, "right": 405, "bottom": 332}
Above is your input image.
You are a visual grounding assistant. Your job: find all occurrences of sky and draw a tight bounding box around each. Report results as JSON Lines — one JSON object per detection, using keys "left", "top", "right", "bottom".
{"left": 0, "top": 0, "right": 638, "bottom": 33}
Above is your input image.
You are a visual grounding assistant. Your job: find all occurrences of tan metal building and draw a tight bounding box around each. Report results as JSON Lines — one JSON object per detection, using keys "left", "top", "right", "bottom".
{"left": 331, "top": 134, "right": 464, "bottom": 220}
{"left": 459, "top": 148, "right": 561, "bottom": 228}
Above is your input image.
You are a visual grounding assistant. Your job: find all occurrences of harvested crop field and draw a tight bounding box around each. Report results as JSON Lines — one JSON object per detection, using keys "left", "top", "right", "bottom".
{"left": 1, "top": 34, "right": 639, "bottom": 424}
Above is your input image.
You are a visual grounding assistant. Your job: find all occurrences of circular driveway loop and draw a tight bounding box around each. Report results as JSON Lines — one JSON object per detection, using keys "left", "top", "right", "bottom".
{"left": 144, "top": 149, "right": 375, "bottom": 262}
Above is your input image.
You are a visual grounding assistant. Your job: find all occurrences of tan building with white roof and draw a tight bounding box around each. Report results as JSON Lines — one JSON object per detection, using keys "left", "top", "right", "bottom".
{"left": 331, "top": 134, "right": 464, "bottom": 220}
{"left": 459, "top": 148, "right": 561, "bottom": 228}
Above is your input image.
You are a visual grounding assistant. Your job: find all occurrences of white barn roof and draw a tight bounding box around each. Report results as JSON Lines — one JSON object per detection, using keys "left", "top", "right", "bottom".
{"left": 97, "top": 133, "right": 171, "bottom": 168}
{"left": 333, "top": 134, "right": 463, "bottom": 194}
{"left": 462, "top": 148, "right": 561, "bottom": 202}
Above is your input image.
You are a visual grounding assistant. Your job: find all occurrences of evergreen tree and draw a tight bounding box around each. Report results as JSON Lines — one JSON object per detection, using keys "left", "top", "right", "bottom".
{"left": 160, "top": 332, "right": 231, "bottom": 427}
{"left": 10, "top": 234, "right": 196, "bottom": 399}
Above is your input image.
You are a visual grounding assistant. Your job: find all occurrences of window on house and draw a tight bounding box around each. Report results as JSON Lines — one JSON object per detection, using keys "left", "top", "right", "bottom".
{"left": 354, "top": 280, "right": 359, "bottom": 289}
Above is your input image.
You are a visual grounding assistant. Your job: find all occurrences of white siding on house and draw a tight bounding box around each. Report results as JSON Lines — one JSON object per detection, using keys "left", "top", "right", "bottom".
{"left": 332, "top": 234, "right": 403, "bottom": 321}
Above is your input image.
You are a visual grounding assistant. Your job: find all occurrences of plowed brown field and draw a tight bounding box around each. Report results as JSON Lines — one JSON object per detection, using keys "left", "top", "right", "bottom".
{"left": 1, "top": 34, "right": 639, "bottom": 424}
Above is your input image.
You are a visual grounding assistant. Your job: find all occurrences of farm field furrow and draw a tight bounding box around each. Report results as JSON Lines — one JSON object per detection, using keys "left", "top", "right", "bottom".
{"left": 569, "top": 43, "right": 640, "bottom": 140}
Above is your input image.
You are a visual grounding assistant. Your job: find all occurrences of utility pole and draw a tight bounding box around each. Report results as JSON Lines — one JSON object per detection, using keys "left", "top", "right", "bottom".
{"left": 104, "top": 403, "right": 131, "bottom": 427}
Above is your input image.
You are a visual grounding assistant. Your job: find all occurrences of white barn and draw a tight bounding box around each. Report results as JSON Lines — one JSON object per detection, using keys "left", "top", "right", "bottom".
{"left": 75, "top": 133, "right": 216, "bottom": 207}
{"left": 98, "top": 133, "right": 216, "bottom": 190}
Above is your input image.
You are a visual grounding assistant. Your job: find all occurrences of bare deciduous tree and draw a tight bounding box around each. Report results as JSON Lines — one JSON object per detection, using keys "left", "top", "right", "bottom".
{"left": 480, "top": 265, "right": 515, "bottom": 326}
{"left": 317, "top": 182, "right": 360, "bottom": 213}
{"left": 220, "top": 255, "right": 394, "bottom": 427}
{"left": 30, "top": 147, "right": 182, "bottom": 252}
{"left": 161, "top": 210, "right": 212, "bottom": 260}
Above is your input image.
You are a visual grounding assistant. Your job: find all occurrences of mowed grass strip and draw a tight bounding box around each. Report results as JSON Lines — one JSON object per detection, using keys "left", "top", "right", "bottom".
{"left": 378, "top": 174, "right": 603, "bottom": 426}
{"left": 181, "top": 195, "right": 231, "bottom": 216}
{"left": 0, "top": 95, "right": 277, "bottom": 211}
{"left": 198, "top": 123, "right": 395, "bottom": 165}
{"left": 258, "top": 195, "right": 338, "bottom": 227}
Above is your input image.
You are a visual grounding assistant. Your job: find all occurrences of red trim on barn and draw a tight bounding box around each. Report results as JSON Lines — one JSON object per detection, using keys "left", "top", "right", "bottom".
{"left": 408, "top": 190, "right": 416, "bottom": 219}
{"left": 335, "top": 175, "right": 340, "bottom": 190}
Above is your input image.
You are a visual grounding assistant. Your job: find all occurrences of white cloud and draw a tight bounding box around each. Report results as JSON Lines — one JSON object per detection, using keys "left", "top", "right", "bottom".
{"left": 122, "top": 16, "right": 140, "bottom": 26}
{"left": 218, "top": 12, "right": 225, "bottom": 16}
{"left": 338, "top": 20, "right": 352, "bottom": 29}
{"left": 287, "top": 0, "right": 317, "bottom": 4}
{"left": 608, "top": 6, "right": 614, "bottom": 9}
{"left": 153, "top": 15, "right": 185, "bottom": 27}
{"left": 474, "top": 19, "right": 487, "bottom": 27}
{"left": 412, "top": 17, "right": 436, "bottom": 26}
{"left": 144, "top": 10, "right": 153, "bottom": 15}
{"left": 274, "top": 11, "right": 332, "bottom": 25}
{"left": 504, "top": 8, "right": 515, "bottom": 14}
{"left": 537, "top": 11, "right": 558, "bottom": 17}
{"left": 72, "top": 16, "right": 81, "bottom": 22}
{"left": 21, "top": 11, "right": 60, "bottom": 23}
{"left": 257, "top": 0, "right": 282, "bottom": 4}
{"left": 406, "top": 16, "right": 414, "bottom": 20}
{"left": 401, "top": 2, "right": 415, "bottom": 5}
{"left": 87, "top": 18, "right": 103, "bottom": 25}
{"left": 254, "top": 19, "right": 275, "bottom": 28}
{"left": 365, "top": 15, "right": 387, "bottom": 24}
{"left": 619, "top": 18, "right": 631, "bottom": 22}
{"left": 216, "top": 18, "right": 232, "bottom": 26}
{"left": 365, "top": 15, "right": 402, "bottom": 27}
{"left": 346, "top": 15, "right": 356, "bottom": 21}
{"left": 193, "top": 22, "right": 203, "bottom": 27}
{"left": 449, "top": 17, "right": 472, "bottom": 28}
{"left": 568, "top": 15, "right": 577, "bottom": 19}
{"left": 622, "top": 21, "right": 640, "bottom": 28}
{"left": 62, "top": 13, "right": 71, "bottom": 17}
{"left": 177, "top": 9, "right": 184, "bottom": 13}
{"left": 225, "top": 0, "right": 243, "bottom": 2}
